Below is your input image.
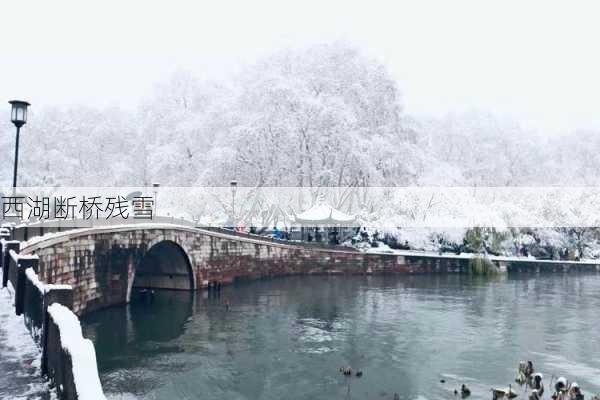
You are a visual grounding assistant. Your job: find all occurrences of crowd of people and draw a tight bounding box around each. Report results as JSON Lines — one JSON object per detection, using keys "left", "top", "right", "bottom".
{"left": 234, "top": 225, "right": 343, "bottom": 245}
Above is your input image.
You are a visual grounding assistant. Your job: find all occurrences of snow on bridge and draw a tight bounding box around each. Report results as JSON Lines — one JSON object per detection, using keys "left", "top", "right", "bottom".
{"left": 3, "top": 221, "right": 598, "bottom": 317}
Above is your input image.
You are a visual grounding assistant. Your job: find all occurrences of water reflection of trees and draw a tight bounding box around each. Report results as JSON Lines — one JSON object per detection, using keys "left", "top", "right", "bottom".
{"left": 83, "top": 274, "right": 600, "bottom": 399}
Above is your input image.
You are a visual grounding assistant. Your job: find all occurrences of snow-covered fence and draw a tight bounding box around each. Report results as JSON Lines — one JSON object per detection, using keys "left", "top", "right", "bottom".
{"left": 1, "top": 239, "right": 19, "bottom": 288}
{"left": 20, "top": 262, "right": 105, "bottom": 400}
{"left": 22, "top": 267, "right": 73, "bottom": 346}
{"left": 24, "top": 267, "right": 46, "bottom": 343}
{"left": 46, "top": 303, "right": 106, "bottom": 400}
{"left": 7, "top": 249, "right": 39, "bottom": 315}
{"left": 21, "top": 266, "right": 104, "bottom": 400}
{"left": 0, "top": 238, "right": 105, "bottom": 400}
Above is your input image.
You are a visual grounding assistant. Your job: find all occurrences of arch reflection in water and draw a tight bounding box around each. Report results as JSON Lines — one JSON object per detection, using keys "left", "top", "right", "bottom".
{"left": 83, "top": 291, "right": 194, "bottom": 364}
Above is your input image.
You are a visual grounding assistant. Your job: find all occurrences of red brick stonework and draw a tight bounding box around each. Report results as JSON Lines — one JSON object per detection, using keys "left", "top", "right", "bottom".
{"left": 20, "top": 224, "right": 600, "bottom": 316}
{"left": 18, "top": 225, "right": 472, "bottom": 315}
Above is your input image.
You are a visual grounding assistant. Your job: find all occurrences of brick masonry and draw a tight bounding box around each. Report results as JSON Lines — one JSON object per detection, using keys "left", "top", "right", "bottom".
{"left": 19, "top": 226, "right": 600, "bottom": 316}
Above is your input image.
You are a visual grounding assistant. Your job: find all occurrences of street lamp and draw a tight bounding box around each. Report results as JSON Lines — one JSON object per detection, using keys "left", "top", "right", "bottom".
{"left": 230, "top": 180, "right": 237, "bottom": 228}
{"left": 8, "top": 100, "right": 30, "bottom": 190}
{"left": 152, "top": 183, "right": 160, "bottom": 218}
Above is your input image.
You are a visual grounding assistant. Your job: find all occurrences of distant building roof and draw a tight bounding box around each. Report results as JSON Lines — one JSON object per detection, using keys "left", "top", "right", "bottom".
{"left": 294, "top": 203, "right": 355, "bottom": 225}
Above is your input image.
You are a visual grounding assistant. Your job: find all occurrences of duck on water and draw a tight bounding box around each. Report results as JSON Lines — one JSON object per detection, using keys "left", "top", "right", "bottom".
{"left": 336, "top": 359, "right": 597, "bottom": 399}
{"left": 512, "top": 360, "right": 595, "bottom": 400}
{"left": 468, "top": 360, "right": 595, "bottom": 400}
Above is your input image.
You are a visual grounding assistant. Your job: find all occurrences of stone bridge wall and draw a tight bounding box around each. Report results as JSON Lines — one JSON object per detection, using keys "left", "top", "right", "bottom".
{"left": 19, "top": 225, "right": 600, "bottom": 316}
{"left": 20, "top": 225, "right": 470, "bottom": 315}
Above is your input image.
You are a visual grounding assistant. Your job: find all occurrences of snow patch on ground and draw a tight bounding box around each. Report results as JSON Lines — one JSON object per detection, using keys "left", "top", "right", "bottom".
{"left": 0, "top": 270, "right": 55, "bottom": 399}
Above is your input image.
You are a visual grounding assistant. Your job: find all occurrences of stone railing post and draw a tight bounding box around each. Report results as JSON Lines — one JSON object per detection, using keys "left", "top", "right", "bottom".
{"left": 0, "top": 228, "right": 10, "bottom": 241}
{"left": 41, "top": 286, "right": 74, "bottom": 377}
{"left": 10, "top": 225, "right": 18, "bottom": 241}
{"left": 13, "top": 253, "right": 39, "bottom": 316}
{"left": 2, "top": 223, "right": 15, "bottom": 240}
{"left": 1, "top": 240, "right": 20, "bottom": 288}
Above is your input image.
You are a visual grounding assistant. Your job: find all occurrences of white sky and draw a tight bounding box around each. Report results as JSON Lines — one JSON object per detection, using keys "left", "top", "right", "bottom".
{"left": 1, "top": 0, "right": 599, "bottom": 133}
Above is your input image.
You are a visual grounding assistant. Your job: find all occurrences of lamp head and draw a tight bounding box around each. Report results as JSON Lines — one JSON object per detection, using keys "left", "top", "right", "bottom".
{"left": 9, "top": 100, "right": 30, "bottom": 128}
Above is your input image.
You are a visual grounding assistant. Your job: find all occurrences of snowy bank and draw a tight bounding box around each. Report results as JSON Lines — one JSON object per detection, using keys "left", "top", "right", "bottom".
{"left": 363, "top": 246, "right": 600, "bottom": 266}
{"left": 0, "top": 275, "right": 55, "bottom": 399}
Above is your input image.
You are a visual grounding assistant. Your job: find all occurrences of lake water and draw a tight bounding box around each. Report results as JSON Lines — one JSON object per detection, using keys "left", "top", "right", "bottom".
{"left": 82, "top": 274, "right": 600, "bottom": 400}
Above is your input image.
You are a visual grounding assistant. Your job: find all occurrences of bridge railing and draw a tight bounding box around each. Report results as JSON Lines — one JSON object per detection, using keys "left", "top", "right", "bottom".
{"left": 23, "top": 268, "right": 45, "bottom": 344}
{"left": 0, "top": 239, "right": 106, "bottom": 400}
{"left": 6, "top": 215, "right": 196, "bottom": 242}
{"left": 1, "top": 239, "right": 19, "bottom": 288}
{"left": 45, "top": 303, "right": 106, "bottom": 400}
{"left": 6, "top": 217, "right": 360, "bottom": 252}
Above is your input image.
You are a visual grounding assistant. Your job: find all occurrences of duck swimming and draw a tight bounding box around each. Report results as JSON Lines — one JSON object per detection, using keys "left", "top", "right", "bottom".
{"left": 491, "top": 384, "right": 518, "bottom": 400}
{"left": 516, "top": 361, "right": 527, "bottom": 385}
{"left": 553, "top": 376, "right": 568, "bottom": 400}
{"left": 568, "top": 382, "right": 584, "bottom": 400}
{"left": 531, "top": 373, "right": 544, "bottom": 396}
{"left": 529, "top": 389, "right": 542, "bottom": 400}
{"left": 461, "top": 384, "right": 471, "bottom": 398}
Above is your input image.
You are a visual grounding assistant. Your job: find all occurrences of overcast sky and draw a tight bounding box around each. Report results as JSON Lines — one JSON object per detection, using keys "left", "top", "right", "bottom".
{"left": 1, "top": 0, "right": 599, "bottom": 133}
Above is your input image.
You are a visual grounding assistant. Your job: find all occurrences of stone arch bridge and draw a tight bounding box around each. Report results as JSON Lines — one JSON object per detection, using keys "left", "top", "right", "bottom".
{"left": 16, "top": 223, "right": 600, "bottom": 317}
{"left": 18, "top": 224, "right": 416, "bottom": 316}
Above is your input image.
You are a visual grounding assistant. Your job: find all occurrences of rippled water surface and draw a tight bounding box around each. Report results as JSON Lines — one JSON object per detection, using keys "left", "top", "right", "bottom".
{"left": 82, "top": 274, "right": 600, "bottom": 400}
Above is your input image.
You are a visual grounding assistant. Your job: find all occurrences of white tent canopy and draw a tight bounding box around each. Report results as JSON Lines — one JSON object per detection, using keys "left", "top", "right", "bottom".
{"left": 294, "top": 203, "right": 355, "bottom": 226}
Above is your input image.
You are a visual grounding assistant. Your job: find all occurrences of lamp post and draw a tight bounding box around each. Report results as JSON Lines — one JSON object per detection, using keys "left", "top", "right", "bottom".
{"left": 8, "top": 100, "right": 30, "bottom": 191}
{"left": 230, "top": 180, "right": 237, "bottom": 229}
{"left": 152, "top": 183, "right": 160, "bottom": 219}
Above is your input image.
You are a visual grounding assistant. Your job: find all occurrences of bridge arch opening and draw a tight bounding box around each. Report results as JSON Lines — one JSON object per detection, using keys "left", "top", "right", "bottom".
{"left": 133, "top": 240, "right": 194, "bottom": 291}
